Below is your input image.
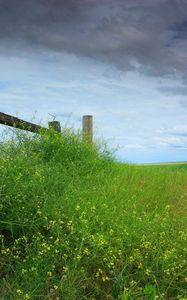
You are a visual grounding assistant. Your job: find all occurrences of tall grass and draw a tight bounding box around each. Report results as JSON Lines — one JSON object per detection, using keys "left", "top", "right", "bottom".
{"left": 0, "top": 129, "right": 186, "bottom": 300}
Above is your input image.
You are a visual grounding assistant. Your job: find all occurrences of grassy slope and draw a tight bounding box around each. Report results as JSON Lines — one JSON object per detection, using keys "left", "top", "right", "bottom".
{"left": 0, "top": 130, "right": 186, "bottom": 300}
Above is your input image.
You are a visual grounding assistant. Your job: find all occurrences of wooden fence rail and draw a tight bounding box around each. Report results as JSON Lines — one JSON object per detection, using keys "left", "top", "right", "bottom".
{"left": 0, "top": 112, "right": 93, "bottom": 142}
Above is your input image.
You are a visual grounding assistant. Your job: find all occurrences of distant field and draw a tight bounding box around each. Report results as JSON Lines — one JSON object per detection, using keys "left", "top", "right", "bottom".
{"left": 140, "top": 161, "right": 187, "bottom": 165}
{"left": 138, "top": 161, "right": 187, "bottom": 171}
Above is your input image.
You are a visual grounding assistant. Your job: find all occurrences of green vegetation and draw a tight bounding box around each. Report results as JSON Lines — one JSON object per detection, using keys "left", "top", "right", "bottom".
{"left": 0, "top": 129, "right": 186, "bottom": 300}
{"left": 139, "top": 162, "right": 187, "bottom": 172}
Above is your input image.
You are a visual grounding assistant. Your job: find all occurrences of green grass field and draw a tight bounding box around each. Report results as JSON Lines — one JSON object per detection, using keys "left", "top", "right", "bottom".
{"left": 138, "top": 162, "right": 187, "bottom": 172}
{"left": 0, "top": 129, "right": 186, "bottom": 300}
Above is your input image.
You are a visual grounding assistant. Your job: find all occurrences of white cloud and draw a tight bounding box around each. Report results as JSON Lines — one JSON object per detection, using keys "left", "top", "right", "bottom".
{"left": 154, "top": 127, "right": 187, "bottom": 150}
{"left": 157, "top": 125, "right": 187, "bottom": 136}
{"left": 124, "top": 144, "right": 145, "bottom": 151}
{"left": 1, "top": 43, "right": 187, "bottom": 163}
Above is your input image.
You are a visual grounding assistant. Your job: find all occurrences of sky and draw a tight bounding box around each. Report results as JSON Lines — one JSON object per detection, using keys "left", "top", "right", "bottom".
{"left": 0, "top": 0, "right": 187, "bottom": 163}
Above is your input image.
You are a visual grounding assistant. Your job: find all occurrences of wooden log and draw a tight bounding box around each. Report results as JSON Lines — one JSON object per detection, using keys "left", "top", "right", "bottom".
{"left": 0, "top": 112, "right": 46, "bottom": 133}
{"left": 82, "top": 115, "right": 93, "bottom": 143}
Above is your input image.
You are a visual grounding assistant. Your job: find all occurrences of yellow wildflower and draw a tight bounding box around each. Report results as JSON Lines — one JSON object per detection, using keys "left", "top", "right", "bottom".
{"left": 54, "top": 285, "right": 58, "bottom": 290}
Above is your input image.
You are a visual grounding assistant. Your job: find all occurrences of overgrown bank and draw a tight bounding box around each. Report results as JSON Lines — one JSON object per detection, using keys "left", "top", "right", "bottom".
{"left": 0, "top": 130, "right": 186, "bottom": 299}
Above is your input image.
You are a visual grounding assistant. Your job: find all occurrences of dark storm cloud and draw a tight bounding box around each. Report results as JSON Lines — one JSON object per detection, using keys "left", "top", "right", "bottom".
{"left": 0, "top": 0, "right": 187, "bottom": 78}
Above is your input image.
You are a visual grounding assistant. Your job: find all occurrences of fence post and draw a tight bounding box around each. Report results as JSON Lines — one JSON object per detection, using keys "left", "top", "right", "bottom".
{"left": 82, "top": 115, "right": 93, "bottom": 143}
{"left": 48, "top": 121, "right": 61, "bottom": 133}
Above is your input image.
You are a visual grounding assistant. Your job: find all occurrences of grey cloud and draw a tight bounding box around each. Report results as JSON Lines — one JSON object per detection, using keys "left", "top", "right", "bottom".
{"left": 180, "top": 98, "right": 187, "bottom": 108}
{"left": 171, "top": 144, "right": 187, "bottom": 149}
{"left": 158, "top": 86, "right": 187, "bottom": 95}
{"left": 0, "top": 0, "right": 187, "bottom": 78}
